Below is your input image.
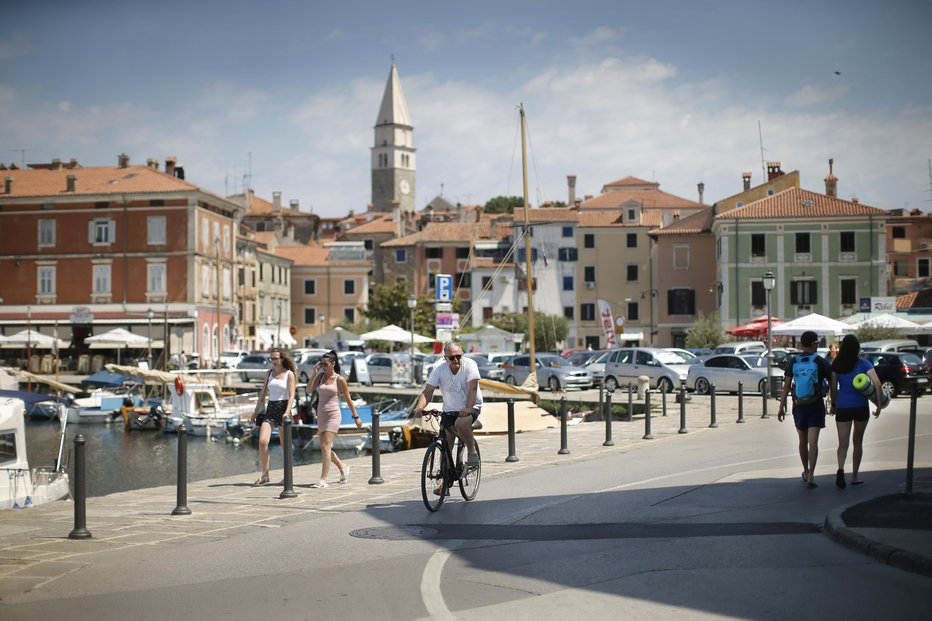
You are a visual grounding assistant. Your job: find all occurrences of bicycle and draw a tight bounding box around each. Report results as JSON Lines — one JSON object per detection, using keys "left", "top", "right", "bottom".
{"left": 418, "top": 410, "right": 482, "bottom": 512}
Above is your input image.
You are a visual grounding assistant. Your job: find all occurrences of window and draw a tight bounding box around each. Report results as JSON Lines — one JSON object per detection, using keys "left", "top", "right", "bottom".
{"left": 893, "top": 260, "right": 906, "bottom": 277}
{"left": 344, "top": 308, "right": 355, "bottom": 323}
{"left": 201, "top": 264, "right": 210, "bottom": 296}
{"left": 626, "top": 233, "right": 637, "bottom": 248}
{"left": 790, "top": 280, "right": 817, "bottom": 305}
{"left": 919, "top": 258, "right": 931, "bottom": 279}
{"left": 147, "top": 263, "right": 166, "bottom": 294}
{"left": 456, "top": 247, "right": 470, "bottom": 259}
{"left": 751, "top": 234, "right": 765, "bottom": 257}
{"left": 89, "top": 219, "right": 115, "bottom": 244}
{"left": 892, "top": 226, "right": 905, "bottom": 239}
{"left": 455, "top": 272, "right": 472, "bottom": 288}
{"left": 667, "top": 289, "right": 695, "bottom": 315}
{"left": 38, "top": 266, "right": 55, "bottom": 295}
{"left": 93, "top": 264, "right": 111, "bottom": 294}
{"left": 627, "top": 208, "right": 636, "bottom": 221}
{"left": 673, "top": 245, "right": 689, "bottom": 269}
{"left": 626, "top": 264, "right": 638, "bottom": 282}
{"left": 483, "top": 307, "right": 493, "bottom": 321}
{"left": 627, "top": 301, "right": 639, "bottom": 321}
{"left": 343, "top": 279, "right": 355, "bottom": 295}
{"left": 558, "top": 247, "right": 578, "bottom": 261}
{"left": 395, "top": 249, "right": 407, "bottom": 263}
{"left": 562, "top": 226, "right": 573, "bottom": 238}
{"left": 840, "top": 231, "right": 855, "bottom": 253}
{"left": 304, "top": 279, "right": 316, "bottom": 295}
{"left": 426, "top": 247, "right": 442, "bottom": 259}
{"left": 223, "top": 267, "right": 230, "bottom": 298}
{"left": 584, "top": 234, "right": 595, "bottom": 248}
{"left": 0, "top": 431, "right": 17, "bottom": 463}
{"left": 563, "top": 276, "right": 574, "bottom": 291}
{"left": 580, "top": 303, "right": 596, "bottom": 321}
{"left": 516, "top": 248, "right": 538, "bottom": 263}
{"left": 751, "top": 281, "right": 765, "bottom": 306}
{"left": 147, "top": 216, "right": 166, "bottom": 245}
{"left": 38, "top": 220, "right": 55, "bottom": 247}
{"left": 222, "top": 225, "right": 230, "bottom": 252}
{"left": 841, "top": 279, "right": 856, "bottom": 305}
{"left": 563, "top": 306, "right": 574, "bottom": 319}
{"left": 303, "top": 308, "right": 317, "bottom": 324}
{"left": 584, "top": 265, "right": 596, "bottom": 283}
{"left": 796, "top": 232, "right": 811, "bottom": 254}
{"left": 364, "top": 239, "right": 373, "bottom": 250}
{"left": 481, "top": 276, "right": 492, "bottom": 289}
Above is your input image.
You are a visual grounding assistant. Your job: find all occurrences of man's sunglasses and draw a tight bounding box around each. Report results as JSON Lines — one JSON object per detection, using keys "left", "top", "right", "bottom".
{"left": 445, "top": 354, "right": 462, "bottom": 362}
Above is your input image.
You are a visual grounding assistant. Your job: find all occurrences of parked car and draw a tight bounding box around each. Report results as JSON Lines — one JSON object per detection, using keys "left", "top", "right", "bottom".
{"left": 712, "top": 341, "right": 766, "bottom": 356}
{"left": 464, "top": 353, "right": 504, "bottom": 381}
{"left": 860, "top": 339, "right": 921, "bottom": 353}
{"left": 900, "top": 347, "right": 932, "bottom": 374}
{"left": 218, "top": 349, "right": 249, "bottom": 369}
{"left": 500, "top": 353, "right": 593, "bottom": 391}
{"left": 487, "top": 352, "right": 517, "bottom": 367}
{"left": 602, "top": 347, "right": 692, "bottom": 393}
{"left": 578, "top": 349, "right": 612, "bottom": 386}
{"left": 337, "top": 351, "right": 366, "bottom": 379}
{"left": 664, "top": 348, "right": 701, "bottom": 364}
{"left": 237, "top": 353, "right": 272, "bottom": 383}
{"left": 862, "top": 351, "right": 931, "bottom": 397}
{"left": 686, "top": 354, "right": 785, "bottom": 395}
{"left": 364, "top": 352, "right": 414, "bottom": 384}
{"left": 295, "top": 349, "right": 330, "bottom": 383}
{"left": 566, "top": 350, "right": 605, "bottom": 367}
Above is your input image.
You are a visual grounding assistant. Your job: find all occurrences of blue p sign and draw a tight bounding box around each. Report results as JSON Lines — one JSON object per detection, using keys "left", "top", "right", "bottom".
{"left": 436, "top": 274, "right": 453, "bottom": 302}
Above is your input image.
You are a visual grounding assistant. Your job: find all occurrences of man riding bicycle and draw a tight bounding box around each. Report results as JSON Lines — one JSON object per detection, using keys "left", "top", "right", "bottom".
{"left": 413, "top": 342, "right": 482, "bottom": 492}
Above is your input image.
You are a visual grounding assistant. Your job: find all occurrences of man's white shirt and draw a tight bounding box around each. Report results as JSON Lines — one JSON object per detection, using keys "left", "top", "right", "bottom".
{"left": 427, "top": 357, "right": 484, "bottom": 412}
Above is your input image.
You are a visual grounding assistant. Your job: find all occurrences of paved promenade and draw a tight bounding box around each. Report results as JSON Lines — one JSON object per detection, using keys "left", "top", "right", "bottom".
{"left": 1, "top": 391, "right": 930, "bottom": 614}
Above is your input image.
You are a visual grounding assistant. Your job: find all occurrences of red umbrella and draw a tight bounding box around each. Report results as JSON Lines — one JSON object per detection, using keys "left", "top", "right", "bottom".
{"left": 725, "top": 316, "right": 783, "bottom": 339}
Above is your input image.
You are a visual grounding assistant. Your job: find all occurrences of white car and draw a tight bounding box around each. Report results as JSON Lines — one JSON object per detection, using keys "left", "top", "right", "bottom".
{"left": 219, "top": 349, "right": 249, "bottom": 369}
{"left": 601, "top": 347, "right": 691, "bottom": 393}
{"left": 686, "top": 354, "right": 785, "bottom": 394}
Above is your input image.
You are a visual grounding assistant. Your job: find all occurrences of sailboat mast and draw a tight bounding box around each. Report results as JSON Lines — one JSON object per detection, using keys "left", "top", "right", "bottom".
{"left": 519, "top": 104, "right": 536, "bottom": 366}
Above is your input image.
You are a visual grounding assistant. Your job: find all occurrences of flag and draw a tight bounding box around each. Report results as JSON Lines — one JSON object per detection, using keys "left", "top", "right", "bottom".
{"left": 596, "top": 299, "right": 617, "bottom": 348}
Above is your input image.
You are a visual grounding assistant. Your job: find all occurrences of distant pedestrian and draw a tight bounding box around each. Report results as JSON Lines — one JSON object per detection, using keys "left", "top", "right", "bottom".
{"left": 250, "top": 347, "right": 296, "bottom": 486}
{"left": 829, "top": 334, "right": 882, "bottom": 488}
{"left": 178, "top": 351, "right": 187, "bottom": 370}
{"left": 778, "top": 330, "right": 832, "bottom": 488}
{"left": 307, "top": 350, "right": 362, "bottom": 488}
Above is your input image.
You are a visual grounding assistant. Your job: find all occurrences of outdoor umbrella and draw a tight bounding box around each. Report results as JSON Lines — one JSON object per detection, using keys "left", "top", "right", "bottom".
{"left": 0, "top": 329, "right": 67, "bottom": 349}
{"left": 85, "top": 328, "right": 150, "bottom": 364}
{"left": 361, "top": 324, "right": 434, "bottom": 344}
{"left": 852, "top": 313, "right": 923, "bottom": 333}
{"left": 725, "top": 315, "right": 783, "bottom": 339}
{"left": 771, "top": 313, "right": 853, "bottom": 337}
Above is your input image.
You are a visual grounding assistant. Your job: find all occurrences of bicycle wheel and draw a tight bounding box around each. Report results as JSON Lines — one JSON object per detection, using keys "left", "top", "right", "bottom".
{"left": 456, "top": 441, "right": 481, "bottom": 501}
{"left": 420, "top": 441, "right": 446, "bottom": 512}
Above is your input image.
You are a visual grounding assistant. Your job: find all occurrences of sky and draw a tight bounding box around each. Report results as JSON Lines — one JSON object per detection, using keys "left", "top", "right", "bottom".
{"left": 2, "top": 1, "right": 931, "bottom": 218}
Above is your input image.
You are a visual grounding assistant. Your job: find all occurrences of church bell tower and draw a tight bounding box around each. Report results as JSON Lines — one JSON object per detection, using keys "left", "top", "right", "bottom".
{"left": 371, "top": 64, "right": 416, "bottom": 213}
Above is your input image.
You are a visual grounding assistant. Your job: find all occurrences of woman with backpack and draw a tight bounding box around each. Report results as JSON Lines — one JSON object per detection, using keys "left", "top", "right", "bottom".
{"left": 777, "top": 331, "right": 833, "bottom": 488}
{"left": 829, "top": 334, "right": 883, "bottom": 488}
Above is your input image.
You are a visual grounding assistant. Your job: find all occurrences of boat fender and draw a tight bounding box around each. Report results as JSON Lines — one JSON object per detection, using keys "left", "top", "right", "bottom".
{"left": 174, "top": 376, "right": 185, "bottom": 396}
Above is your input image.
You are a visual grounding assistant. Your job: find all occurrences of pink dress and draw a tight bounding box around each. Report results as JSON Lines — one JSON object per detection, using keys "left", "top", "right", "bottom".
{"left": 316, "top": 376, "right": 342, "bottom": 434}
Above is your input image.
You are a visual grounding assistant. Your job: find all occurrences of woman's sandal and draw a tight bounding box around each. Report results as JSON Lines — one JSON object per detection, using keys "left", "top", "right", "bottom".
{"left": 835, "top": 469, "right": 846, "bottom": 489}
{"left": 309, "top": 481, "right": 330, "bottom": 489}
{"left": 254, "top": 475, "right": 270, "bottom": 486}
{"left": 338, "top": 466, "right": 351, "bottom": 484}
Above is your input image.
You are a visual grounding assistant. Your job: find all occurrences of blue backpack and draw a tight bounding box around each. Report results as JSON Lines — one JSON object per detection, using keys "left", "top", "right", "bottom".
{"left": 792, "top": 354, "right": 821, "bottom": 405}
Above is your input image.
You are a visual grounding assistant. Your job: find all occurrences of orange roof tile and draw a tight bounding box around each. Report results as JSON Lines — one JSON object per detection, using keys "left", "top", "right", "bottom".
{"left": 340, "top": 213, "right": 396, "bottom": 235}
{"left": 578, "top": 210, "right": 663, "bottom": 228}
{"left": 1, "top": 164, "right": 203, "bottom": 198}
{"left": 714, "top": 187, "right": 886, "bottom": 220}
{"left": 274, "top": 244, "right": 368, "bottom": 268}
{"left": 650, "top": 207, "right": 714, "bottom": 236}
{"left": 602, "top": 176, "right": 658, "bottom": 190}
{"left": 579, "top": 187, "right": 703, "bottom": 211}
{"left": 381, "top": 222, "right": 480, "bottom": 247}
{"left": 510, "top": 207, "right": 579, "bottom": 223}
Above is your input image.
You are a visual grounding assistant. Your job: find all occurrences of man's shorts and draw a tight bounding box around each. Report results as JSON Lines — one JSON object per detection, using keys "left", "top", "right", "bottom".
{"left": 792, "top": 401, "right": 826, "bottom": 430}
{"left": 441, "top": 407, "right": 481, "bottom": 429}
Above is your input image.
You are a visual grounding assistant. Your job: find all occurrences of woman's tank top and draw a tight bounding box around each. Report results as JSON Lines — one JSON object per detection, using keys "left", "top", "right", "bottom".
{"left": 267, "top": 371, "right": 291, "bottom": 401}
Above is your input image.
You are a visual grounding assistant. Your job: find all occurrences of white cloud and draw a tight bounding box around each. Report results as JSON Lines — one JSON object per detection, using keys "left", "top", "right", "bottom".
{"left": 785, "top": 83, "right": 850, "bottom": 107}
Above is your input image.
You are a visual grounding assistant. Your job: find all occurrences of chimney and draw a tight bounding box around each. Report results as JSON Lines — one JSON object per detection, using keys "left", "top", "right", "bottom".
{"left": 118, "top": 153, "right": 130, "bottom": 168}
{"left": 567, "top": 174, "right": 577, "bottom": 205}
{"left": 289, "top": 199, "right": 299, "bottom": 211}
{"left": 824, "top": 158, "right": 838, "bottom": 198}
{"left": 742, "top": 172, "right": 752, "bottom": 191}
{"left": 66, "top": 174, "right": 76, "bottom": 192}
{"left": 766, "top": 161, "right": 784, "bottom": 181}
{"left": 165, "top": 156, "right": 176, "bottom": 176}
{"left": 697, "top": 182, "right": 705, "bottom": 205}
{"left": 851, "top": 197, "right": 859, "bottom": 204}
{"left": 51, "top": 159, "right": 62, "bottom": 171}
{"left": 4, "top": 176, "right": 12, "bottom": 194}
{"left": 68, "top": 158, "right": 79, "bottom": 169}
{"left": 272, "top": 191, "right": 282, "bottom": 212}
{"left": 584, "top": 194, "right": 593, "bottom": 201}
{"left": 146, "top": 158, "right": 159, "bottom": 170}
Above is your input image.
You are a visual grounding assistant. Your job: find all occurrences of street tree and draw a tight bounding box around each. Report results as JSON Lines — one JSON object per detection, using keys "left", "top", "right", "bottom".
{"left": 685, "top": 311, "right": 724, "bottom": 349}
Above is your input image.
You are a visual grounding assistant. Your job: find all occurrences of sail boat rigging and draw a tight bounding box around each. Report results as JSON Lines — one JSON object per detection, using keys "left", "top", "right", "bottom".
{"left": 518, "top": 104, "right": 538, "bottom": 388}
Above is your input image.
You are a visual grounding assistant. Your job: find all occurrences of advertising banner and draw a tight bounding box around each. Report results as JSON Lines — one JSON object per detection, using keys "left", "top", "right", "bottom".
{"left": 596, "top": 299, "right": 617, "bottom": 349}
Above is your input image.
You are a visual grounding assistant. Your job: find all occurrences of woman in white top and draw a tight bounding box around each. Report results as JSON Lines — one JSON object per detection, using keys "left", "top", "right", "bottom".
{"left": 250, "top": 347, "right": 296, "bottom": 486}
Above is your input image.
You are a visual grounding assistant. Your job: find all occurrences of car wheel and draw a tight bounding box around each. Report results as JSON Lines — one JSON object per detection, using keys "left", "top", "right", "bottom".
{"left": 299, "top": 372, "right": 309, "bottom": 383}
{"left": 657, "top": 377, "right": 674, "bottom": 393}
{"left": 548, "top": 376, "right": 561, "bottom": 391}
{"left": 881, "top": 380, "right": 897, "bottom": 399}
{"left": 695, "top": 377, "right": 711, "bottom": 395}
{"left": 505, "top": 376, "right": 516, "bottom": 386}
{"left": 758, "top": 379, "right": 768, "bottom": 395}
{"left": 604, "top": 377, "right": 618, "bottom": 392}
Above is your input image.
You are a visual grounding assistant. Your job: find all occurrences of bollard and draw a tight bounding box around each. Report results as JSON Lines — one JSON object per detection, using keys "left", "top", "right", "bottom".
{"left": 558, "top": 396, "right": 570, "bottom": 454}
{"left": 661, "top": 388, "right": 668, "bottom": 417}
{"left": 643, "top": 389, "right": 653, "bottom": 440}
{"left": 678, "top": 382, "right": 688, "bottom": 434}
{"left": 280, "top": 416, "right": 297, "bottom": 499}
{"left": 368, "top": 410, "right": 384, "bottom": 484}
{"left": 68, "top": 434, "right": 92, "bottom": 539}
{"left": 172, "top": 424, "right": 192, "bottom": 516}
{"left": 906, "top": 380, "right": 918, "bottom": 494}
{"left": 761, "top": 377, "right": 770, "bottom": 419}
{"left": 625, "top": 384, "right": 633, "bottom": 422}
{"left": 709, "top": 383, "right": 718, "bottom": 428}
{"left": 603, "top": 390, "right": 614, "bottom": 446}
{"left": 737, "top": 381, "right": 745, "bottom": 423}
{"left": 506, "top": 399, "right": 519, "bottom": 462}
{"left": 598, "top": 382, "right": 604, "bottom": 421}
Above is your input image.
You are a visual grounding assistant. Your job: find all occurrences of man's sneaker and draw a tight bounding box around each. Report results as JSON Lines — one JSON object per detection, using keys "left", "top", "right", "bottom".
{"left": 467, "top": 451, "right": 480, "bottom": 467}
{"left": 433, "top": 481, "right": 444, "bottom": 496}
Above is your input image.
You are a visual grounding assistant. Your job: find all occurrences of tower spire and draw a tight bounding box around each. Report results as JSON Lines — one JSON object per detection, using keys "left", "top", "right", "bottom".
{"left": 371, "top": 64, "right": 416, "bottom": 214}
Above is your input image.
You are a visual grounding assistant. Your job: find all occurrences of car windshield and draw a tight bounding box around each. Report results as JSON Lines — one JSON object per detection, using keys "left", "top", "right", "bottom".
{"left": 467, "top": 355, "right": 491, "bottom": 365}
{"left": 656, "top": 351, "right": 690, "bottom": 364}
{"left": 900, "top": 353, "right": 922, "bottom": 365}
{"left": 740, "top": 355, "right": 768, "bottom": 368}
{"left": 537, "top": 355, "right": 563, "bottom": 367}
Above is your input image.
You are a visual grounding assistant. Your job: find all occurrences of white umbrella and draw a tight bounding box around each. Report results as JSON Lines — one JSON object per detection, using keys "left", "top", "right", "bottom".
{"left": 84, "top": 328, "right": 150, "bottom": 347}
{"left": 852, "top": 313, "right": 923, "bottom": 333}
{"left": 0, "top": 329, "right": 67, "bottom": 349}
{"left": 361, "top": 324, "right": 434, "bottom": 344}
{"left": 771, "top": 313, "right": 853, "bottom": 337}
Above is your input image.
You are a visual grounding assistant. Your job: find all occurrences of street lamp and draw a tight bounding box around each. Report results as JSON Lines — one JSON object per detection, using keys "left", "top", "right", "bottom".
{"left": 146, "top": 308, "right": 154, "bottom": 368}
{"left": 763, "top": 271, "right": 776, "bottom": 408}
{"left": 407, "top": 295, "right": 417, "bottom": 385}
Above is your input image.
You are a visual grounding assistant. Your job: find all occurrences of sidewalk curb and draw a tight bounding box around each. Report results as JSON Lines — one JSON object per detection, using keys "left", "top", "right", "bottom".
{"left": 823, "top": 506, "right": 932, "bottom": 578}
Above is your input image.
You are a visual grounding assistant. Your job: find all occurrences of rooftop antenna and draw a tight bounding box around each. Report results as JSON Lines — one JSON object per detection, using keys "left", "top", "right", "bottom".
{"left": 440, "top": 182, "right": 444, "bottom": 197}
{"left": 758, "top": 121, "right": 767, "bottom": 181}
{"left": 926, "top": 158, "right": 932, "bottom": 205}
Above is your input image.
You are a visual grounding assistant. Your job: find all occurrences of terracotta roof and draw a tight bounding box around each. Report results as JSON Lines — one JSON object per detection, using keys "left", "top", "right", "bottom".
{"left": 602, "top": 176, "right": 659, "bottom": 190}
{"left": 897, "top": 288, "right": 932, "bottom": 309}
{"left": 650, "top": 207, "right": 714, "bottom": 236}
{"left": 0, "top": 164, "right": 202, "bottom": 198}
{"left": 579, "top": 187, "right": 703, "bottom": 211}
{"left": 231, "top": 191, "right": 304, "bottom": 217}
{"left": 382, "top": 222, "right": 481, "bottom": 247}
{"left": 340, "top": 213, "right": 396, "bottom": 235}
{"left": 274, "top": 244, "right": 368, "bottom": 268}
{"left": 511, "top": 207, "right": 579, "bottom": 224}
{"left": 578, "top": 210, "right": 663, "bottom": 228}
{"left": 714, "top": 187, "right": 886, "bottom": 220}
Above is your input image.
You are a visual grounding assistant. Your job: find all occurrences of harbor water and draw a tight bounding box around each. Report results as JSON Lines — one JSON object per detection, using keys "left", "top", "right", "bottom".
{"left": 23, "top": 418, "right": 363, "bottom": 498}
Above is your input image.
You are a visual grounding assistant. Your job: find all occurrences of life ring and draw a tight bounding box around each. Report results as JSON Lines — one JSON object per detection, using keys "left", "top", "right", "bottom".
{"left": 174, "top": 376, "right": 185, "bottom": 396}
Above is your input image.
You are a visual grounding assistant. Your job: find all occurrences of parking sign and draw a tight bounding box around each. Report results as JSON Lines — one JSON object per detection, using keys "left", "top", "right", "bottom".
{"left": 435, "top": 274, "right": 453, "bottom": 302}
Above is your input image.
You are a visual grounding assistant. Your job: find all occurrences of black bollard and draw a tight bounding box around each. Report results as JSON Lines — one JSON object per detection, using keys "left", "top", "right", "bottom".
{"left": 68, "top": 434, "right": 91, "bottom": 539}
{"left": 280, "top": 416, "right": 297, "bottom": 499}
{"left": 709, "top": 383, "right": 718, "bottom": 428}
{"left": 643, "top": 389, "right": 653, "bottom": 440}
{"left": 506, "top": 399, "right": 519, "bottom": 462}
{"left": 678, "top": 382, "right": 688, "bottom": 434}
{"left": 737, "top": 381, "right": 745, "bottom": 423}
{"left": 368, "top": 410, "right": 384, "bottom": 484}
{"left": 761, "top": 378, "right": 770, "bottom": 419}
{"left": 598, "top": 382, "right": 604, "bottom": 421}
{"left": 625, "top": 384, "right": 633, "bottom": 422}
{"left": 906, "top": 380, "right": 918, "bottom": 494}
{"left": 603, "top": 390, "right": 614, "bottom": 446}
{"left": 661, "top": 388, "right": 668, "bottom": 417}
{"left": 172, "top": 424, "right": 192, "bottom": 516}
{"left": 558, "top": 396, "right": 570, "bottom": 455}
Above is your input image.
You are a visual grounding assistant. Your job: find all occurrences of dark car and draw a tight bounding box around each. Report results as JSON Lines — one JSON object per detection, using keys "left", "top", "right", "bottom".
{"left": 862, "top": 351, "right": 931, "bottom": 398}
{"left": 900, "top": 347, "right": 932, "bottom": 375}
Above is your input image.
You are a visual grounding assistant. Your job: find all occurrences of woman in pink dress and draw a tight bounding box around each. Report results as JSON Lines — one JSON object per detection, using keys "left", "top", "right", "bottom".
{"left": 307, "top": 350, "right": 362, "bottom": 488}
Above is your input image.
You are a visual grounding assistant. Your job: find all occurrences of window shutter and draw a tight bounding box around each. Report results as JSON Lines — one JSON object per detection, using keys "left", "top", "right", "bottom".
{"left": 108, "top": 219, "right": 116, "bottom": 243}
{"left": 88, "top": 221, "right": 95, "bottom": 243}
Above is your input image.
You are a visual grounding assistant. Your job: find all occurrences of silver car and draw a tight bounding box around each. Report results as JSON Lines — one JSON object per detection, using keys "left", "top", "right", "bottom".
{"left": 602, "top": 347, "right": 692, "bottom": 393}
{"left": 686, "top": 354, "right": 785, "bottom": 394}
{"left": 501, "top": 353, "right": 593, "bottom": 391}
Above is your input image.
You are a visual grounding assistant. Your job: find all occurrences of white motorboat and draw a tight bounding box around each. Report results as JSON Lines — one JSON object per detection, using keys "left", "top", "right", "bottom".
{"left": 65, "top": 388, "right": 144, "bottom": 424}
{"left": 162, "top": 379, "right": 259, "bottom": 437}
{"left": 1, "top": 397, "right": 71, "bottom": 510}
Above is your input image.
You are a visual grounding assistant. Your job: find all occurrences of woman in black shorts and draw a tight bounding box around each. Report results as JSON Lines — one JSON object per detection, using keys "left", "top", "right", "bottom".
{"left": 250, "top": 347, "right": 297, "bottom": 486}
